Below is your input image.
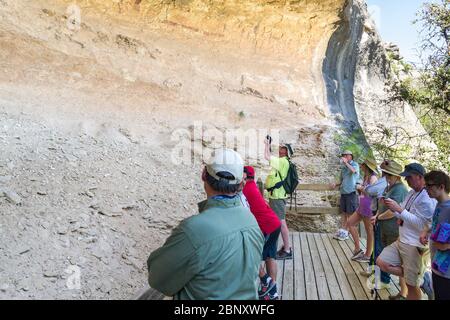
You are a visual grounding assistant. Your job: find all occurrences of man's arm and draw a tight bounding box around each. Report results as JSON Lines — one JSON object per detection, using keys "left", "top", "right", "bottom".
{"left": 364, "top": 179, "right": 387, "bottom": 197}
{"left": 420, "top": 224, "right": 431, "bottom": 246}
{"left": 341, "top": 158, "right": 357, "bottom": 174}
{"left": 386, "top": 198, "right": 434, "bottom": 231}
{"left": 421, "top": 224, "right": 431, "bottom": 234}
{"left": 346, "top": 161, "right": 357, "bottom": 174}
{"left": 147, "top": 224, "right": 198, "bottom": 296}
{"left": 330, "top": 171, "right": 342, "bottom": 189}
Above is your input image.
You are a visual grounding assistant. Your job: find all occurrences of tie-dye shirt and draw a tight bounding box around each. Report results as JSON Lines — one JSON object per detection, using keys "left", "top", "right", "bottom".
{"left": 430, "top": 200, "right": 450, "bottom": 279}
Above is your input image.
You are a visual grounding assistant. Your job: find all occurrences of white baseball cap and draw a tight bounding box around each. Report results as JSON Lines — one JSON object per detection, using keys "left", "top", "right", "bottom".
{"left": 206, "top": 148, "right": 244, "bottom": 184}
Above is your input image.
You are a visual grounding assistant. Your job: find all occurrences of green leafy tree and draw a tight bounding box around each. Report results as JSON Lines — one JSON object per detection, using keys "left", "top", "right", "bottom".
{"left": 381, "top": 0, "right": 449, "bottom": 172}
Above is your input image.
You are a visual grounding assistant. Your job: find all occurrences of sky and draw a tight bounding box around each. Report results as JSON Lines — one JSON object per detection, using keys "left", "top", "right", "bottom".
{"left": 365, "top": 0, "right": 437, "bottom": 65}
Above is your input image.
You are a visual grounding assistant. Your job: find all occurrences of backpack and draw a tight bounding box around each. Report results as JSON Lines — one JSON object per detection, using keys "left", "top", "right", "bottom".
{"left": 267, "top": 159, "right": 299, "bottom": 196}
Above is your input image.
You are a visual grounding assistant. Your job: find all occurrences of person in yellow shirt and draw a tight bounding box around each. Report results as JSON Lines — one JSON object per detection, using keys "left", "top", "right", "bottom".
{"left": 264, "top": 137, "right": 292, "bottom": 259}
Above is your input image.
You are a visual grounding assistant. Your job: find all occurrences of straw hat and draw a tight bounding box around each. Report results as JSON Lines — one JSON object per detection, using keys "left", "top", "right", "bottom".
{"left": 362, "top": 157, "right": 379, "bottom": 174}
{"left": 380, "top": 160, "right": 403, "bottom": 177}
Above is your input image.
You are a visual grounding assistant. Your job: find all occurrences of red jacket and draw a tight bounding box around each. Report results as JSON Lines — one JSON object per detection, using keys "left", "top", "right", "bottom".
{"left": 243, "top": 180, "right": 281, "bottom": 235}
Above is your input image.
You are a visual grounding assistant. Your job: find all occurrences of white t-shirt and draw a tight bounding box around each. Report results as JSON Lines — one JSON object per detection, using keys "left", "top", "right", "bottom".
{"left": 395, "top": 189, "right": 436, "bottom": 248}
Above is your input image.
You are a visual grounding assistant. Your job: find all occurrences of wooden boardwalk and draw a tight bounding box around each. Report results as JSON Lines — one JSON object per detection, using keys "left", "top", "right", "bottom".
{"left": 136, "top": 231, "right": 405, "bottom": 300}
{"left": 277, "top": 232, "right": 401, "bottom": 300}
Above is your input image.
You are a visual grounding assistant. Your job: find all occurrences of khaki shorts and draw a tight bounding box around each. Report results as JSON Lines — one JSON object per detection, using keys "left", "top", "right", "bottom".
{"left": 269, "top": 199, "right": 286, "bottom": 220}
{"left": 379, "top": 240, "right": 430, "bottom": 287}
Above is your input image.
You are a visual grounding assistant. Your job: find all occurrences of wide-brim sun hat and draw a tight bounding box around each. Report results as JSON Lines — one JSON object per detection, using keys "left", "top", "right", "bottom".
{"left": 380, "top": 159, "right": 403, "bottom": 177}
{"left": 363, "top": 157, "right": 379, "bottom": 174}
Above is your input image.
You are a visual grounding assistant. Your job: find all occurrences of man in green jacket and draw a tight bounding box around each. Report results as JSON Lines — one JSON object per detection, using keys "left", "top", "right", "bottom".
{"left": 147, "top": 148, "right": 264, "bottom": 300}
{"left": 264, "top": 138, "right": 292, "bottom": 259}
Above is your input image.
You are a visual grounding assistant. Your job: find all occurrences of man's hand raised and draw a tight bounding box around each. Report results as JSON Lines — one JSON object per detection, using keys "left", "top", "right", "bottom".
{"left": 384, "top": 198, "right": 402, "bottom": 213}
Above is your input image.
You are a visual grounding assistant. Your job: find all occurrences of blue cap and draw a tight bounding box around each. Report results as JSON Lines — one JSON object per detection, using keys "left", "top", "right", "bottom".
{"left": 400, "top": 163, "right": 426, "bottom": 177}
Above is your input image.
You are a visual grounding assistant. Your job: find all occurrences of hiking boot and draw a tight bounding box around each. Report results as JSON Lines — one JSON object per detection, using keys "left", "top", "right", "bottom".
{"left": 421, "top": 271, "right": 434, "bottom": 300}
{"left": 276, "top": 248, "right": 293, "bottom": 260}
{"left": 389, "top": 293, "right": 406, "bottom": 300}
{"left": 258, "top": 276, "right": 276, "bottom": 298}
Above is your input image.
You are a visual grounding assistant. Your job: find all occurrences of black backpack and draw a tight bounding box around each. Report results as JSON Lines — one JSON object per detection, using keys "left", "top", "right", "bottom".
{"left": 267, "top": 159, "right": 299, "bottom": 196}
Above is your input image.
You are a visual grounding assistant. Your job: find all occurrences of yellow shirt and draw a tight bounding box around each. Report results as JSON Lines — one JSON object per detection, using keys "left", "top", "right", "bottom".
{"left": 265, "top": 156, "right": 290, "bottom": 199}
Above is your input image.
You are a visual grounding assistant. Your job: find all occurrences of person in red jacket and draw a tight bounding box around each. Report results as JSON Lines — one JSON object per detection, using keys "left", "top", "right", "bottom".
{"left": 243, "top": 166, "right": 282, "bottom": 300}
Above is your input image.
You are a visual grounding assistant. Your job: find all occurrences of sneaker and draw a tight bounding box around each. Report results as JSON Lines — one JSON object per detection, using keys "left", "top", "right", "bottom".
{"left": 354, "top": 254, "right": 371, "bottom": 263}
{"left": 276, "top": 248, "right": 293, "bottom": 260}
{"left": 421, "top": 271, "right": 434, "bottom": 300}
{"left": 351, "top": 249, "right": 364, "bottom": 260}
{"left": 389, "top": 293, "right": 406, "bottom": 300}
{"left": 262, "top": 291, "right": 279, "bottom": 300}
{"left": 335, "top": 231, "right": 349, "bottom": 241}
{"left": 261, "top": 283, "right": 279, "bottom": 300}
{"left": 258, "top": 277, "right": 276, "bottom": 298}
{"left": 333, "top": 229, "right": 345, "bottom": 240}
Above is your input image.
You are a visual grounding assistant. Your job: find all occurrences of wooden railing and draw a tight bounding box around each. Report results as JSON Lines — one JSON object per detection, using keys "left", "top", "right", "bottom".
{"left": 257, "top": 180, "right": 340, "bottom": 215}
{"left": 288, "top": 183, "right": 340, "bottom": 215}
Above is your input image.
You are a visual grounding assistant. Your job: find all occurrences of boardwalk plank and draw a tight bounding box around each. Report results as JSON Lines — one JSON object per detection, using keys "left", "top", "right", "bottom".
{"left": 300, "top": 232, "right": 318, "bottom": 300}
{"left": 351, "top": 234, "right": 401, "bottom": 296}
{"left": 276, "top": 259, "right": 284, "bottom": 300}
{"left": 292, "top": 232, "right": 306, "bottom": 300}
{"left": 307, "top": 233, "right": 331, "bottom": 300}
{"left": 337, "top": 237, "right": 390, "bottom": 300}
{"left": 282, "top": 233, "right": 294, "bottom": 300}
{"left": 328, "top": 234, "right": 369, "bottom": 300}
{"left": 320, "top": 233, "right": 355, "bottom": 300}
{"left": 313, "top": 233, "right": 343, "bottom": 300}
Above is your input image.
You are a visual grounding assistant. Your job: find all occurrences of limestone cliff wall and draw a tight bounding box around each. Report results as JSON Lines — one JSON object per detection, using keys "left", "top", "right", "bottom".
{"left": 0, "top": 0, "right": 439, "bottom": 300}
{"left": 322, "top": 0, "right": 433, "bottom": 160}
{"left": 0, "top": 0, "right": 434, "bottom": 227}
